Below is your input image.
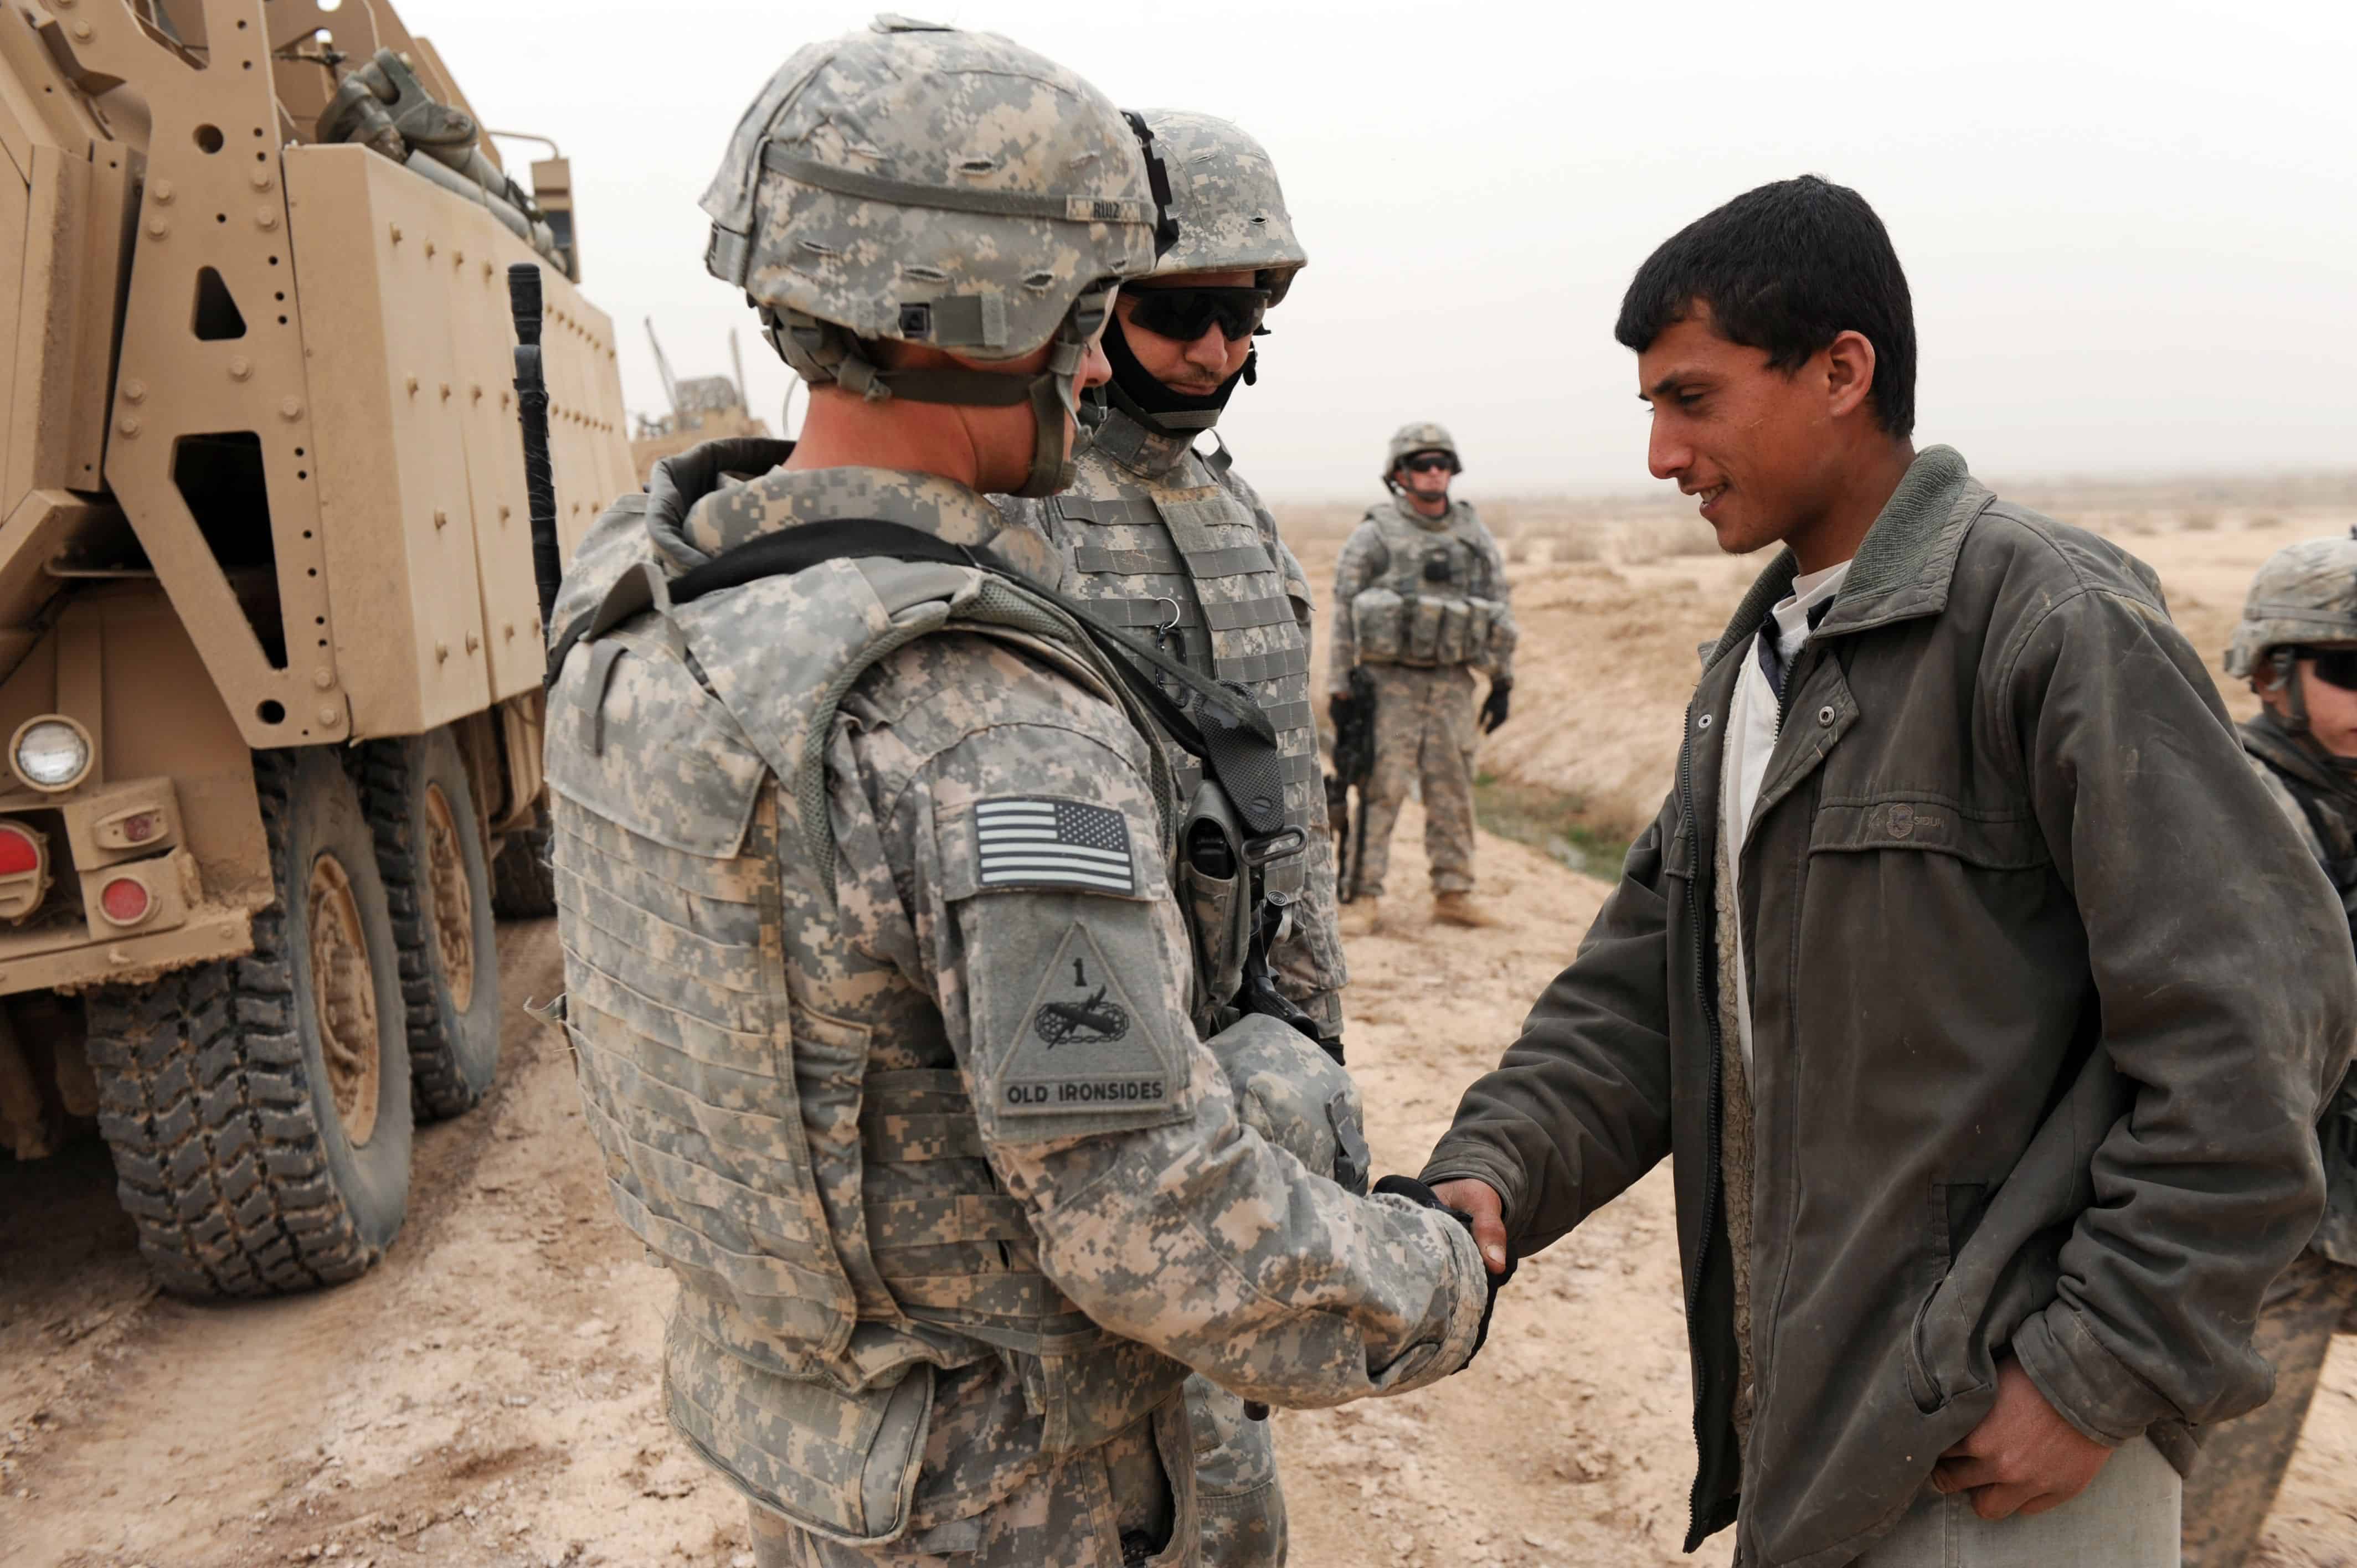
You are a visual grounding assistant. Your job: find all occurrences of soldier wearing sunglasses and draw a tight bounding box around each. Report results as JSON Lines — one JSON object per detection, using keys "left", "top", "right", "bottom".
{"left": 1327, "top": 423, "right": 1517, "bottom": 933}
{"left": 2187, "top": 538, "right": 2357, "bottom": 1567}
{"left": 993, "top": 109, "right": 1349, "bottom": 1568}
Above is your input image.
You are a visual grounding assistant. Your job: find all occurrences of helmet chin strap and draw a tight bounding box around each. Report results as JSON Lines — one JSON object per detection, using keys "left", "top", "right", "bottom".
{"left": 757, "top": 285, "right": 1116, "bottom": 499}
{"left": 1102, "top": 315, "right": 1252, "bottom": 435}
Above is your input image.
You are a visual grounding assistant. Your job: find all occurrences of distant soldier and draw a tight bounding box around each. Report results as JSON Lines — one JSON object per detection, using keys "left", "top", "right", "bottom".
{"left": 995, "top": 109, "right": 1342, "bottom": 1568}
{"left": 1327, "top": 424, "right": 1516, "bottom": 931}
{"left": 541, "top": 20, "right": 1493, "bottom": 1568}
{"left": 2185, "top": 539, "right": 2357, "bottom": 1567}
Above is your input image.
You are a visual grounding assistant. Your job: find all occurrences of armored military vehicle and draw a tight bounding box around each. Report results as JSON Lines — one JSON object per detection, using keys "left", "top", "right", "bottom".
{"left": 628, "top": 320, "right": 773, "bottom": 482}
{"left": 0, "top": 0, "right": 631, "bottom": 1296}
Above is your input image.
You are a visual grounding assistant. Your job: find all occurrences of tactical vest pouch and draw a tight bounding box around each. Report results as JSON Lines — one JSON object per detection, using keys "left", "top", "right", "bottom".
{"left": 1432, "top": 599, "right": 1474, "bottom": 666}
{"left": 1465, "top": 598, "right": 1500, "bottom": 666}
{"left": 1403, "top": 594, "right": 1447, "bottom": 665}
{"left": 1484, "top": 606, "right": 1517, "bottom": 672}
{"left": 665, "top": 1314, "right": 933, "bottom": 1545}
{"left": 1020, "top": 1337, "right": 1194, "bottom": 1456}
{"left": 1180, "top": 781, "right": 1253, "bottom": 1024}
{"left": 1350, "top": 586, "right": 1406, "bottom": 664}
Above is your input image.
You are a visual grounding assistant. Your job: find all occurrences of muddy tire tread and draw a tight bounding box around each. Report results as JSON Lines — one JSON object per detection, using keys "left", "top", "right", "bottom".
{"left": 84, "top": 752, "right": 374, "bottom": 1298}
{"left": 490, "top": 800, "right": 557, "bottom": 919}
{"left": 357, "top": 737, "right": 481, "bottom": 1118}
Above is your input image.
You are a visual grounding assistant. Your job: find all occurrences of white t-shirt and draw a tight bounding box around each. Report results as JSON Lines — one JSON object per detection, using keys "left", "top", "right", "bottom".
{"left": 1720, "top": 559, "right": 1851, "bottom": 1078}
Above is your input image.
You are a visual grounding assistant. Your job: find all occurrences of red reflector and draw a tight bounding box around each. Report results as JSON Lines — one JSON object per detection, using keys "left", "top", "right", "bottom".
{"left": 0, "top": 827, "right": 38, "bottom": 876}
{"left": 101, "top": 877, "right": 151, "bottom": 925}
{"left": 122, "top": 812, "right": 161, "bottom": 844}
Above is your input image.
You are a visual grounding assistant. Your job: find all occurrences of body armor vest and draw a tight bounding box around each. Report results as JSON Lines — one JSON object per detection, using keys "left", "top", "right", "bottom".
{"left": 545, "top": 537, "right": 1191, "bottom": 1544}
{"left": 1048, "top": 420, "right": 1320, "bottom": 1012}
{"left": 1348, "top": 502, "right": 1509, "bottom": 670}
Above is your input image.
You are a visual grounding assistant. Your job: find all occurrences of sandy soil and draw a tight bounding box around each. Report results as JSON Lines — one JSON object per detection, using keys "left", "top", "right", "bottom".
{"left": 3, "top": 490, "right": 2354, "bottom": 1568}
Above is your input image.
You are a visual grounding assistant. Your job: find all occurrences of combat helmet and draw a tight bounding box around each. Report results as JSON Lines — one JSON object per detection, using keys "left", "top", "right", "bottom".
{"left": 1385, "top": 421, "right": 1460, "bottom": 488}
{"left": 2225, "top": 532, "right": 2357, "bottom": 731}
{"left": 1136, "top": 110, "right": 1307, "bottom": 304}
{"left": 698, "top": 17, "right": 1171, "bottom": 496}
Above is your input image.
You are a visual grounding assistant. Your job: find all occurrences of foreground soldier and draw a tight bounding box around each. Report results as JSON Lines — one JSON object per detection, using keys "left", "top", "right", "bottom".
{"left": 995, "top": 110, "right": 1340, "bottom": 1568}
{"left": 1422, "top": 176, "right": 2350, "bottom": 1566}
{"left": 541, "top": 22, "right": 1490, "bottom": 1568}
{"left": 2184, "top": 541, "right": 2357, "bottom": 1567}
{"left": 1328, "top": 425, "right": 1515, "bottom": 932}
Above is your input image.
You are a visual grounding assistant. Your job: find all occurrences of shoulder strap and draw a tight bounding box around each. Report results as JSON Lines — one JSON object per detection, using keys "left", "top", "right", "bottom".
{"left": 554, "top": 518, "right": 1290, "bottom": 840}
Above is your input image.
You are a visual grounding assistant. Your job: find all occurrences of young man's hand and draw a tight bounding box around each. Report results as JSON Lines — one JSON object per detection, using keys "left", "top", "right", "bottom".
{"left": 1930, "top": 1359, "right": 2114, "bottom": 1519}
{"left": 1428, "top": 1178, "right": 1513, "bottom": 1274}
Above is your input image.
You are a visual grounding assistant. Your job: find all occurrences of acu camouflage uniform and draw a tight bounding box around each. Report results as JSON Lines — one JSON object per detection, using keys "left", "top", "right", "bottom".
{"left": 1329, "top": 426, "right": 1514, "bottom": 898}
{"left": 996, "top": 107, "right": 1340, "bottom": 1568}
{"left": 544, "top": 27, "right": 1486, "bottom": 1568}
{"left": 2181, "top": 538, "right": 2357, "bottom": 1568}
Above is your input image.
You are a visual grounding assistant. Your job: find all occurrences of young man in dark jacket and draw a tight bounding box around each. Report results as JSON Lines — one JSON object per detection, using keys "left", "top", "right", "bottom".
{"left": 1419, "top": 176, "right": 2355, "bottom": 1567}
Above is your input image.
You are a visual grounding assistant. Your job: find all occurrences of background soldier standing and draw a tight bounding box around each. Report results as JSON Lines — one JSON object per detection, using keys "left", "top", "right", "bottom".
{"left": 1328, "top": 424, "right": 1516, "bottom": 932}
{"left": 542, "top": 22, "right": 1492, "bottom": 1568}
{"left": 995, "top": 110, "right": 1341, "bottom": 1568}
{"left": 2187, "top": 538, "right": 2357, "bottom": 1567}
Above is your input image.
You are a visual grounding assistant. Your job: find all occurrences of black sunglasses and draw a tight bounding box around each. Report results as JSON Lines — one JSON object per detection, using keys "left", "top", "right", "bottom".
{"left": 2299, "top": 647, "right": 2357, "bottom": 692}
{"left": 1402, "top": 453, "right": 1457, "bottom": 474}
{"left": 1126, "top": 286, "right": 1270, "bottom": 344}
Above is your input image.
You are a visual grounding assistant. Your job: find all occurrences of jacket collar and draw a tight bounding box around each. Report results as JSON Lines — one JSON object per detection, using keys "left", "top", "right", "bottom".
{"left": 652, "top": 440, "right": 1059, "bottom": 589}
{"left": 1090, "top": 404, "right": 1198, "bottom": 481}
{"left": 1702, "top": 445, "right": 1984, "bottom": 672}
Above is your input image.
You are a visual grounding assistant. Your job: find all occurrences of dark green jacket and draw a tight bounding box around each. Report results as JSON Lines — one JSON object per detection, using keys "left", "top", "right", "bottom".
{"left": 1424, "top": 448, "right": 2353, "bottom": 1568}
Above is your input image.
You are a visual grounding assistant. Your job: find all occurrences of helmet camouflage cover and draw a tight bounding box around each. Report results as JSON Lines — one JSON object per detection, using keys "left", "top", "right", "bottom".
{"left": 699, "top": 17, "right": 1159, "bottom": 365}
{"left": 1387, "top": 421, "right": 1460, "bottom": 477}
{"left": 1136, "top": 110, "right": 1307, "bottom": 305}
{"left": 2225, "top": 534, "right": 2357, "bottom": 679}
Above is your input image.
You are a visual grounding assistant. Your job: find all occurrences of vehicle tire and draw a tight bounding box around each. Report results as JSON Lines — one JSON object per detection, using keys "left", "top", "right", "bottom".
{"left": 360, "top": 729, "right": 500, "bottom": 1120}
{"left": 490, "top": 798, "right": 557, "bottom": 919}
{"left": 85, "top": 746, "right": 412, "bottom": 1298}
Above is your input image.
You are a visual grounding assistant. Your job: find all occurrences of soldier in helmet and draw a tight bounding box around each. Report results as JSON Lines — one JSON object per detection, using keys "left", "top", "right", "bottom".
{"left": 995, "top": 109, "right": 1344, "bottom": 1568}
{"left": 2183, "top": 537, "right": 2357, "bottom": 1567}
{"left": 542, "top": 20, "right": 1495, "bottom": 1568}
{"left": 1328, "top": 423, "right": 1516, "bottom": 932}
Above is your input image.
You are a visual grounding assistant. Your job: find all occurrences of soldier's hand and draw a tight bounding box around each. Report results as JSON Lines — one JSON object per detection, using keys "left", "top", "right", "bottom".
{"left": 1375, "top": 1176, "right": 1516, "bottom": 1368}
{"left": 1930, "top": 1359, "right": 2114, "bottom": 1520}
{"left": 1328, "top": 692, "right": 1358, "bottom": 730}
{"left": 1478, "top": 678, "right": 1512, "bottom": 734}
{"left": 1430, "top": 1177, "right": 1512, "bottom": 1275}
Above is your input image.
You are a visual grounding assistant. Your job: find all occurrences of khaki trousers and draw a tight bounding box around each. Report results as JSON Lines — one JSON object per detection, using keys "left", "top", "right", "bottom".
{"left": 1355, "top": 663, "right": 1479, "bottom": 898}
{"left": 1852, "top": 1436, "right": 2180, "bottom": 1567}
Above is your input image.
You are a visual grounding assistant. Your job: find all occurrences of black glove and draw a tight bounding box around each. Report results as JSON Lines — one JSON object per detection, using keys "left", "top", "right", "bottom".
{"left": 1478, "top": 677, "right": 1512, "bottom": 734}
{"left": 1372, "top": 1174, "right": 1515, "bottom": 1368}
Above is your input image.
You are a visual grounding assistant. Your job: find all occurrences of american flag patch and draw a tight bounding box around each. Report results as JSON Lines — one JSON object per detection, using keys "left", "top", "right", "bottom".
{"left": 975, "top": 798, "right": 1136, "bottom": 894}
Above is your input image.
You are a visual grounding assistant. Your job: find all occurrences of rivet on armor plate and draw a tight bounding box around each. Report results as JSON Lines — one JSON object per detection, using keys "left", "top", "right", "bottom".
{"left": 117, "top": 415, "right": 141, "bottom": 438}
{"left": 405, "top": 375, "right": 419, "bottom": 395}
{"left": 503, "top": 623, "right": 515, "bottom": 639}
{"left": 250, "top": 168, "right": 272, "bottom": 191}
{"left": 279, "top": 399, "right": 303, "bottom": 421}
{"left": 145, "top": 217, "right": 169, "bottom": 239}
{"left": 465, "top": 633, "right": 480, "bottom": 653}
{"left": 312, "top": 668, "right": 333, "bottom": 691}
{"left": 424, "top": 241, "right": 436, "bottom": 258}
{"left": 151, "top": 179, "right": 173, "bottom": 205}
{"left": 69, "top": 18, "right": 91, "bottom": 38}
{"left": 389, "top": 223, "right": 403, "bottom": 243}
{"left": 435, "top": 643, "right": 450, "bottom": 663}
{"left": 498, "top": 504, "right": 511, "bottom": 522}
{"left": 122, "top": 380, "right": 146, "bottom": 404}
{"left": 317, "top": 706, "right": 339, "bottom": 727}
{"left": 439, "top": 383, "right": 451, "bottom": 400}
{"left": 255, "top": 207, "right": 279, "bottom": 231}
{"left": 433, "top": 509, "right": 449, "bottom": 529}
{"left": 228, "top": 357, "right": 253, "bottom": 381}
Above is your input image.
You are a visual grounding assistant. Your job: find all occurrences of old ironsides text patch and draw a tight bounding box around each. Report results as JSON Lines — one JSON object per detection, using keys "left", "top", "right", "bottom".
{"left": 997, "top": 925, "right": 1171, "bottom": 1117}
{"left": 975, "top": 797, "right": 1137, "bottom": 895}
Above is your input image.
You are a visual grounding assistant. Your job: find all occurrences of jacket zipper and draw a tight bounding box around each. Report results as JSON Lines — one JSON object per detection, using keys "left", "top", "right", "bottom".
{"left": 1678, "top": 699, "right": 1727, "bottom": 1548}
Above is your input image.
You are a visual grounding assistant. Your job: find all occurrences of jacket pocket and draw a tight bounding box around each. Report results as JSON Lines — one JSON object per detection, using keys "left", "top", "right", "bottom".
{"left": 1906, "top": 1180, "right": 1995, "bottom": 1412}
{"left": 1809, "top": 794, "right": 2046, "bottom": 869}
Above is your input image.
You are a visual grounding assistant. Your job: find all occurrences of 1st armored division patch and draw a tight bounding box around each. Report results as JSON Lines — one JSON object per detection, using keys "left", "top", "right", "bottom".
{"left": 994, "top": 924, "right": 1173, "bottom": 1118}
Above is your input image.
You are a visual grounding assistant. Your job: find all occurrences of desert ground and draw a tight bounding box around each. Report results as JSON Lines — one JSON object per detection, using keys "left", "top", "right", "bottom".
{"left": 4, "top": 475, "right": 2355, "bottom": 1567}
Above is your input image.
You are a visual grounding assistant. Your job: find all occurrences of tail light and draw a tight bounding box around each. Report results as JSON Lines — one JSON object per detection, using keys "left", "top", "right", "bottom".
{"left": 0, "top": 821, "right": 49, "bottom": 921}
{"left": 98, "top": 874, "right": 153, "bottom": 927}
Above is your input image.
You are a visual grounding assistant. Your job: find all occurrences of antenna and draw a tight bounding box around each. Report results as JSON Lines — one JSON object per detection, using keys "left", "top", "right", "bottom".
{"left": 644, "top": 318, "right": 681, "bottom": 419}
{"left": 728, "top": 330, "right": 750, "bottom": 410}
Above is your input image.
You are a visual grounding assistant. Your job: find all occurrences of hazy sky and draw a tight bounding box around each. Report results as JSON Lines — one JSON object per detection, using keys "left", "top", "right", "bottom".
{"left": 388, "top": 0, "right": 2356, "bottom": 500}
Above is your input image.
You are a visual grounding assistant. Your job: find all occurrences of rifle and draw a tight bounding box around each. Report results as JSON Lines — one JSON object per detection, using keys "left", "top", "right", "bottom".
{"left": 506, "top": 264, "right": 563, "bottom": 683}
{"left": 1327, "top": 666, "right": 1376, "bottom": 901}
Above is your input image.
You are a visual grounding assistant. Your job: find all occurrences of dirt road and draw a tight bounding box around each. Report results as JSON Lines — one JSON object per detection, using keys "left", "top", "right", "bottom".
{"left": 5, "top": 499, "right": 2355, "bottom": 1567}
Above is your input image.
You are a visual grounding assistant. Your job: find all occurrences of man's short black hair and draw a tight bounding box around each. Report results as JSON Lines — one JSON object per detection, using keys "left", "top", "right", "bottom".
{"left": 1615, "top": 176, "right": 1916, "bottom": 440}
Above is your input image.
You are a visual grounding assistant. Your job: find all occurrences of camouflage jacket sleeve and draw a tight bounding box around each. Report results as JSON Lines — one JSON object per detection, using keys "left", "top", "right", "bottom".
{"left": 1463, "top": 504, "right": 1516, "bottom": 683}
{"left": 832, "top": 632, "right": 1484, "bottom": 1404}
{"left": 1329, "top": 518, "right": 1389, "bottom": 696}
{"left": 1215, "top": 465, "right": 1350, "bottom": 1035}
